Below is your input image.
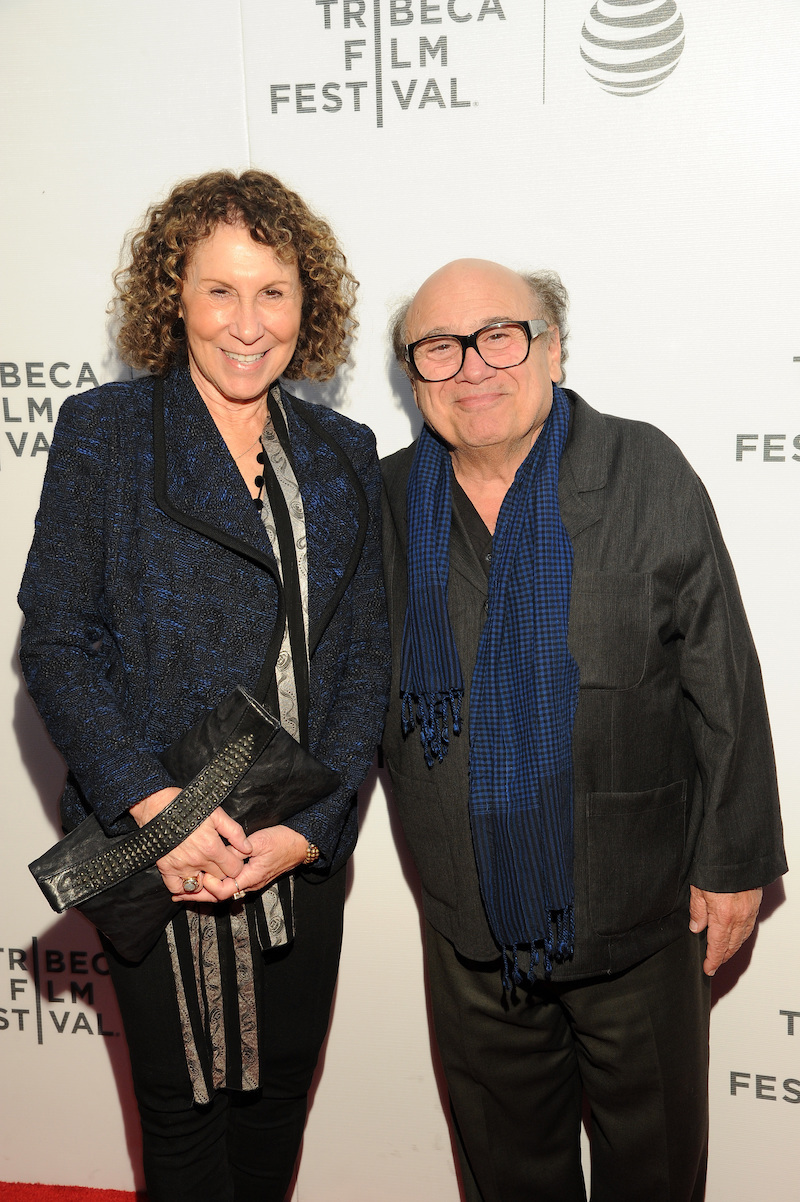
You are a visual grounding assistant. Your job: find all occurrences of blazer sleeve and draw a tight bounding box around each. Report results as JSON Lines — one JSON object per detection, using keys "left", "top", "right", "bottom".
{"left": 675, "top": 473, "right": 786, "bottom": 892}
{"left": 284, "top": 425, "right": 390, "bottom": 873}
{"left": 18, "top": 391, "right": 175, "bottom": 832}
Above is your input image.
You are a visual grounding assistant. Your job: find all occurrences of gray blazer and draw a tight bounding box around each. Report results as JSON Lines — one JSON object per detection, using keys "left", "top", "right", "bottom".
{"left": 381, "top": 389, "right": 786, "bottom": 979}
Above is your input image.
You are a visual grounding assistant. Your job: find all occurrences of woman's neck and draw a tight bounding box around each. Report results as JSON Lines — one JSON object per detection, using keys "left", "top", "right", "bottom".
{"left": 195, "top": 381, "right": 271, "bottom": 499}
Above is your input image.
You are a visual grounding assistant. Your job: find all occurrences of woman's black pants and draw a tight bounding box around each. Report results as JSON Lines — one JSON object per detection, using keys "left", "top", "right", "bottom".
{"left": 104, "top": 869, "right": 346, "bottom": 1202}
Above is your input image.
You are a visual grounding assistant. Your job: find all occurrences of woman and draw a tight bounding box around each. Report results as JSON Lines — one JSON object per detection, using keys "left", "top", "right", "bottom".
{"left": 19, "top": 169, "right": 389, "bottom": 1200}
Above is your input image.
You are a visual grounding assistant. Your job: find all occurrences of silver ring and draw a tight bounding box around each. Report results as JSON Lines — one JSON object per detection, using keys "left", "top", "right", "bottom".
{"left": 182, "top": 876, "right": 201, "bottom": 894}
{"left": 232, "top": 878, "right": 246, "bottom": 901}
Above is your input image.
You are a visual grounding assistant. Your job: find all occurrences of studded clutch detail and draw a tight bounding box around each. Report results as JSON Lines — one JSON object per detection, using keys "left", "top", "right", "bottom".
{"left": 29, "top": 686, "right": 340, "bottom": 960}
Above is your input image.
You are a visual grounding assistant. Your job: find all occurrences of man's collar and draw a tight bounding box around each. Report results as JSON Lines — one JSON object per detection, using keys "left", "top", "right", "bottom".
{"left": 561, "top": 387, "right": 609, "bottom": 493}
{"left": 558, "top": 388, "right": 607, "bottom": 539}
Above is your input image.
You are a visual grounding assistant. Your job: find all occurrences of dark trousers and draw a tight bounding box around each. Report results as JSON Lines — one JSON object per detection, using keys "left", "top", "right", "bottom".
{"left": 105, "top": 870, "right": 346, "bottom": 1202}
{"left": 425, "top": 925, "right": 711, "bottom": 1202}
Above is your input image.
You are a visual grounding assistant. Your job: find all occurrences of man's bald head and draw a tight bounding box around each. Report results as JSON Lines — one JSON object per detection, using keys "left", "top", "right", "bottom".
{"left": 391, "top": 260, "right": 569, "bottom": 381}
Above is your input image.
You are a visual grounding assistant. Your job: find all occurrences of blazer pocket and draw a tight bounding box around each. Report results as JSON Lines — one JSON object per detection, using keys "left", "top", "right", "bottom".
{"left": 586, "top": 780, "right": 687, "bottom": 937}
{"left": 569, "top": 571, "right": 651, "bottom": 689}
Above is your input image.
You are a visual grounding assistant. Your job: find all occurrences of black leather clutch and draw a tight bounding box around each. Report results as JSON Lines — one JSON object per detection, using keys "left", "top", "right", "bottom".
{"left": 29, "top": 687, "right": 340, "bottom": 961}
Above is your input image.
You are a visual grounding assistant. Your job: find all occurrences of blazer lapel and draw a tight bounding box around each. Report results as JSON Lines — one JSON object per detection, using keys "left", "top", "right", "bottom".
{"left": 280, "top": 393, "right": 365, "bottom": 651}
{"left": 155, "top": 369, "right": 277, "bottom": 569}
{"left": 559, "top": 389, "right": 607, "bottom": 541}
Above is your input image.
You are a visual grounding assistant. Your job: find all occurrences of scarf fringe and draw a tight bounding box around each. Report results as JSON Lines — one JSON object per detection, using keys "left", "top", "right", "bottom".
{"left": 402, "top": 688, "right": 462, "bottom": 768}
{"left": 501, "top": 905, "right": 576, "bottom": 990}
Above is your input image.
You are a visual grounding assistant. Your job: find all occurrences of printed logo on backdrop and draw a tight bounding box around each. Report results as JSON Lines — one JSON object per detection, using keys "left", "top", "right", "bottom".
{"left": 728, "top": 1009, "right": 800, "bottom": 1106}
{"left": 0, "top": 937, "right": 120, "bottom": 1042}
{"left": 1, "top": 360, "right": 98, "bottom": 468}
{"left": 269, "top": 0, "right": 510, "bottom": 128}
{"left": 580, "top": 0, "right": 685, "bottom": 97}
{"left": 736, "top": 435, "right": 800, "bottom": 463}
{"left": 736, "top": 359, "right": 800, "bottom": 460}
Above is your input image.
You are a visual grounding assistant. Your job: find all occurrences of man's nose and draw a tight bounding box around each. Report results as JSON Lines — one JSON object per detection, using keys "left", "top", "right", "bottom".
{"left": 459, "top": 345, "right": 495, "bottom": 382}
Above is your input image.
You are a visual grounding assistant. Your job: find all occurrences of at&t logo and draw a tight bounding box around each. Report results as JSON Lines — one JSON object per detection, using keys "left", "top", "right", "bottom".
{"left": 580, "top": 0, "right": 685, "bottom": 97}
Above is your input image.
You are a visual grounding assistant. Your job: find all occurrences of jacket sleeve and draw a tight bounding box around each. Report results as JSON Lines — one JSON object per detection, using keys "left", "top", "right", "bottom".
{"left": 675, "top": 474, "right": 786, "bottom": 892}
{"left": 284, "top": 427, "right": 390, "bottom": 873}
{"left": 18, "top": 390, "right": 175, "bottom": 833}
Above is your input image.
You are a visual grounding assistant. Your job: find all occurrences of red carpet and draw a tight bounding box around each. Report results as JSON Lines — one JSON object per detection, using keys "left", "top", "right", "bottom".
{"left": 0, "top": 1187, "right": 146, "bottom": 1200}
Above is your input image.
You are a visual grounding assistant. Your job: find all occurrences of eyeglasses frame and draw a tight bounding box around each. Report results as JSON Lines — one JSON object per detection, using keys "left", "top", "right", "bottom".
{"left": 404, "top": 318, "right": 551, "bottom": 383}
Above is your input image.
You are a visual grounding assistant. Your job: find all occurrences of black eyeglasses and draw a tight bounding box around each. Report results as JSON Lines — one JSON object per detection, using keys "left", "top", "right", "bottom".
{"left": 405, "top": 319, "right": 550, "bottom": 383}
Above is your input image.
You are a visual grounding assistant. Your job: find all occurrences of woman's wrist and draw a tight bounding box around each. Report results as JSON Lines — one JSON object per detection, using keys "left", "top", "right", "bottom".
{"left": 129, "top": 785, "right": 181, "bottom": 828}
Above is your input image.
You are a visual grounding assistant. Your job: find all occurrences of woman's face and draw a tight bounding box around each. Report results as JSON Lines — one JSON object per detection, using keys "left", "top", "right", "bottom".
{"left": 180, "top": 222, "right": 303, "bottom": 409}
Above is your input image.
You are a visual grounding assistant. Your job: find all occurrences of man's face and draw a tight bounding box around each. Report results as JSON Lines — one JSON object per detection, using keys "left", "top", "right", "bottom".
{"left": 405, "top": 259, "right": 562, "bottom": 457}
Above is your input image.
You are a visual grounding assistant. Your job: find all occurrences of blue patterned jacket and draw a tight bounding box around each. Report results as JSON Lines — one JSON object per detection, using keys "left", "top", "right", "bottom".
{"left": 19, "top": 367, "right": 389, "bottom": 873}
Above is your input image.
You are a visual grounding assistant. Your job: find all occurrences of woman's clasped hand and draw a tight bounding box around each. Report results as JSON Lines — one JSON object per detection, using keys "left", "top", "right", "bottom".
{"left": 132, "top": 784, "right": 312, "bottom": 903}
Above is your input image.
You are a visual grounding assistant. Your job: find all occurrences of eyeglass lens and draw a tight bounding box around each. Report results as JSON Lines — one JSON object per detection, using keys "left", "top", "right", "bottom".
{"left": 413, "top": 323, "right": 530, "bottom": 382}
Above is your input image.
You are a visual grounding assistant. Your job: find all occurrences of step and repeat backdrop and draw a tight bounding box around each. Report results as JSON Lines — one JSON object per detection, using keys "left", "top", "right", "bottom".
{"left": 1, "top": 1, "right": 797, "bottom": 1197}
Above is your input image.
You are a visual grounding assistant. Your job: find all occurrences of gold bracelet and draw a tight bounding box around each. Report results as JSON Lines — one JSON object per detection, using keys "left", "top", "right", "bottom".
{"left": 303, "top": 842, "right": 320, "bottom": 865}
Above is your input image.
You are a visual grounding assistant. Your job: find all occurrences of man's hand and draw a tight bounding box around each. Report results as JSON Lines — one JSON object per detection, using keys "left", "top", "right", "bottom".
{"left": 689, "top": 885, "right": 763, "bottom": 976}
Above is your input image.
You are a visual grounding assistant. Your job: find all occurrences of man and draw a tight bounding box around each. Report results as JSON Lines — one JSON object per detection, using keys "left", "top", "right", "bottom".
{"left": 381, "top": 259, "right": 785, "bottom": 1202}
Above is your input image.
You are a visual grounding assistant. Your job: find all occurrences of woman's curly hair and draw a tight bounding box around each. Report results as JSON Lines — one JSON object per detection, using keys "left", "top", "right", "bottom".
{"left": 112, "top": 169, "right": 358, "bottom": 380}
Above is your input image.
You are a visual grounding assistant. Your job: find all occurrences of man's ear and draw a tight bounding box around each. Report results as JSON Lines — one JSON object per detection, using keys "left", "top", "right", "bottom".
{"left": 546, "top": 326, "right": 563, "bottom": 384}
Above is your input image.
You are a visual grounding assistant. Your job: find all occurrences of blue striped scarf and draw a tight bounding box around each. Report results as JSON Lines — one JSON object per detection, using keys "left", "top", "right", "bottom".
{"left": 400, "top": 385, "right": 579, "bottom": 977}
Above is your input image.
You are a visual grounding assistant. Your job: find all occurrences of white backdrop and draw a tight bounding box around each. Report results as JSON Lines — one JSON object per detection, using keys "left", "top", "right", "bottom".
{"left": 1, "top": 1, "right": 798, "bottom": 1197}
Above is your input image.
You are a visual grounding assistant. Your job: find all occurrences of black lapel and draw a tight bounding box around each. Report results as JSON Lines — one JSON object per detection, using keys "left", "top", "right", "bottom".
{"left": 152, "top": 375, "right": 368, "bottom": 672}
{"left": 279, "top": 392, "right": 369, "bottom": 658}
{"left": 153, "top": 373, "right": 278, "bottom": 567}
{"left": 151, "top": 375, "right": 286, "bottom": 681}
